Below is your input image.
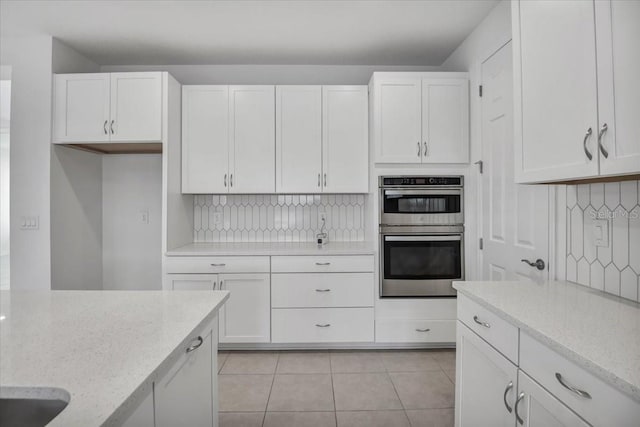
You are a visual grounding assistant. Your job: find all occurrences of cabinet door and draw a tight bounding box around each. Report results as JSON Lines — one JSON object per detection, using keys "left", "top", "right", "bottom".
{"left": 219, "top": 273, "right": 270, "bottom": 343}
{"left": 373, "top": 78, "right": 422, "bottom": 163}
{"left": 513, "top": 0, "right": 600, "bottom": 182}
{"left": 455, "top": 321, "right": 517, "bottom": 427}
{"left": 275, "top": 86, "right": 322, "bottom": 193}
{"left": 53, "top": 73, "right": 110, "bottom": 143}
{"left": 322, "top": 86, "right": 369, "bottom": 193}
{"left": 109, "top": 72, "right": 162, "bottom": 142}
{"left": 517, "top": 371, "right": 589, "bottom": 427}
{"left": 121, "top": 391, "right": 154, "bottom": 427}
{"left": 167, "top": 274, "right": 217, "bottom": 291}
{"left": 421, "top": 79, "right": 469, "bottom": 163}
{"left": 182, "top": 86, "right": 229, "bottom": 193}
{"left": 229, "top": 86, "right": 275, "bottom": 193}
{"left": 595, "top": 0, "right": 640, "bottom": 176}
{"left": 155, "top": 331, "right": 214, "bottom": 427}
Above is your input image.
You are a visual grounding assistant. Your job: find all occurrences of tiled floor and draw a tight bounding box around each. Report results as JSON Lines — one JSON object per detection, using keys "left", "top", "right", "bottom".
{"left": 218, "top": 349, "right": 455, "bottom": 427}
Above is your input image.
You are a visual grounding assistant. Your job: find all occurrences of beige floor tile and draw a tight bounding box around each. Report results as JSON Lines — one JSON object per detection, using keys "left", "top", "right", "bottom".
{"left": 333, "top": 373, "right": 403, "bottom": 411}
{"left": 221, "top": 352, "right": 279, "bottom": 374}
{"left": 389, "top": 372, "right": 454, "bottom": 410}
{"left": 330, "top": 351, "right": 385, "bottom": 373}
{"left": 381, "top": 351, "right": 441, "bottom": 372}
{"left": 336, "top": 410, "right": 410, "bottom": 427}
{"left": 263, "top": 411, "right": 337, "bottom": 427}
{"left": 219, "top": 412, "right": 265, "bottom": 427}
{"left": 219, "top": 374, "right": 274, "bottom": 412}
{"left": 430, "top": 350, "right": 456, "bottom": 371}
{"left": 218, "top": 352, "right": 229, "bottom": 373}
{"left": 267, "top": 374, "right": 335, "bottom": 411}
{"left": 277, "top": 351, "right": 331, "bottom": 374}
{"left": 405, "top": 409, "right": 454, "bottom": 427}
{"left": 443, "top": 370, "right": 455, "bottom": 384}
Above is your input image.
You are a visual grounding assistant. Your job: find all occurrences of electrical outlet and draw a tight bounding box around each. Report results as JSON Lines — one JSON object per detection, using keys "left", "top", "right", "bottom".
{"left": 594, "top": 219, "right": 609, "bottom": 247}
{"left": 139, "top": 210, "right": 150, "bottom": 224}
{"left": 319, "top": 211, "right": 327, "bottom": 223}
{"left": 213, "top": 212, "right": 223, "bottom": 225}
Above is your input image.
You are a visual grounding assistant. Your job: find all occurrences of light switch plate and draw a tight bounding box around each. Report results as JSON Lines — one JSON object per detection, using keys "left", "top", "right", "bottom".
{"left": 20, "top": 215, "right": 39, "bottom": 230}
{"left": 594, "top": 219, "right": 609, "bottom": 247}
{"left": 139, "top": 210, "right": 149, "bottom": 224}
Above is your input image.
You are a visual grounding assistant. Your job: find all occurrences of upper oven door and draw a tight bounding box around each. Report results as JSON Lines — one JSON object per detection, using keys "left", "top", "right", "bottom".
{"left": 380, "top": 189, "right": 463, "bottom": 225}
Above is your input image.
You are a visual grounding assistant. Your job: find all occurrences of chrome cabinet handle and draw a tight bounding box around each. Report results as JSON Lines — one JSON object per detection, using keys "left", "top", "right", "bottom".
{"left": 503, "top": 381, "right": 514, "bottom": 413}
{"left": 423, "top": 141, "right": 428, "bottom": 157}
{"left": 315, "top": 262, "right": 331, "bottom": 266}
{"left": 230, "top": 174, "right": 233, "bottom": 187}
{"left": 521, "top": 258, "right": 545, "bottom": 271}
{"left": 103, "top": 120, "right": 108, "bottom": 135}
{"left": 415, "top": 328, "right": 431, "bottom": 332}
{"left": 213, "top": 281, "right": 217, "bottom": 290}
{"left": 514, "top": 392, "right": 525, "bottom": 425}
{"left": 598, "top": 123, "right": 609, "bottom": 158}
{"left": 110, "top": 120, "right": 115, "bottom": 134}
{"left": 210, "top": 263, "right": 226, "bottom": 267}
{"left": 186, "top": 336, "right": 203, "bottom": 353}
{"left": 224, "top": 174, "right": 227, "bottom": 187}
{"left": 315, "top": 323, "right": 331, "bottom": 328}
{"left": 324, "top": 173, "right": 327, "bottom": 187}
{"left": 473, "top": 315, "right": 491, "bottom": 328}
{"left": 318, "top": 173, "right": 321, "bottom": 187}
{"left": 315, "top": 289, "right": 331, "bottom": 292}
{"left": 417, "top": 141, "right": 421, "bottom": 157}
{"left": 583, "top": 127, "right": 593, "bottom": 160}
{"left": 555, "top": 373, "right": 592, "bottom": 399}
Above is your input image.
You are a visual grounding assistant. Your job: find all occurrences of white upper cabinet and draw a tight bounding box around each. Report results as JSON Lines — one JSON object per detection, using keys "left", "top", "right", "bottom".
{"left": 182, "top": 86, "right": 229, "bottom": 194}
{"left": 109, "top": 72, "right": 162, "bottom": 142}
{"left": 513, "top": 0, "right": 640, "bottom": 183}
{"left": 276, "top": 86, "right": 323, "bottom": 193}
{"left": 422, "top": 79, "right": 469, "bottom": 163}
{"left": 53, "top": 72, "right": 163, "bottom": 144}
{"left": 595, "top": 0, "right": 640, "bottom": 177}
{"left": 53, "top": 73, "right": 110, "bottom": 143}
{"left": 371, "top": 73, "right": 469, "bottom": 164}
{"left": 229, "top": 86, "right": 276, "bottom": 193}
{"left": 322, "top": 86, "right": 369, "bottom": 193}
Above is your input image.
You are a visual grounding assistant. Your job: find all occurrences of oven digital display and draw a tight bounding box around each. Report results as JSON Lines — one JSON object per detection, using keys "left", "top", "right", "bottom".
{"left": 384, "top": 194, "right": 461, "bottom": 214}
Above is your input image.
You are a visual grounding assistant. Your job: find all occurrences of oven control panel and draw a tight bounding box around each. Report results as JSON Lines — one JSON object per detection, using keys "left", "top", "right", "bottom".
{"left": 380, "top": 176, "right": 463, "bottom": 187}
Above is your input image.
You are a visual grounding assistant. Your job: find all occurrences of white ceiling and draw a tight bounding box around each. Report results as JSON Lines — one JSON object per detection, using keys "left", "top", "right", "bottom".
{"left": 0, "top": 0, "right": 498, "bottom": 66}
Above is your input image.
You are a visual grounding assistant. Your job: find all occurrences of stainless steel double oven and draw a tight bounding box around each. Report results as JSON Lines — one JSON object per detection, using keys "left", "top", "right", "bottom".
{"left": 379, "top": 176, "right": 464, "bottom": 298}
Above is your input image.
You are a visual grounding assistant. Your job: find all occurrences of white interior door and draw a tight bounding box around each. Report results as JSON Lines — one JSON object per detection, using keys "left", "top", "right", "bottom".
{"left": 109, "top": 72, "right": 162, "bottom": 142}
{"left": 595, "top": 0, "right": 640, "bottom": 177}
{"left": 181, "top": 86, "right": 229, "bottom": 193}
{"left": 322, "top": 85, "right": 369, "bottom": 193}
{"left": 229, "top": 85, "right": 275, "bottom": 193}
{"left": 481, "top": 42, "right": 549, "bottom": 282}
{"left": 275, "top": 85, "right": 322, "bottom": 193}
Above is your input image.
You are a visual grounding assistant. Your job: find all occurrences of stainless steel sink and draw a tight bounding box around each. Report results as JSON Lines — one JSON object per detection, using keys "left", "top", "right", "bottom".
{"left": 0, "top": 387, "right": 69, "bottom": 427}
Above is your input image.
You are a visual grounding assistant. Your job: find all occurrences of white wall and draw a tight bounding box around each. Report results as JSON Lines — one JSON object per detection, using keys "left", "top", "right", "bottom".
{"left": 102, "top": 155, "right": 162, "bottom": 290}
{"left": 50, "top": 39, "right": 103, "bottom": 290}
{"left": 0, "top": 35, "right": 54, "bottom": 289}
{"left": 101, "top": 64, "right": 439, "bottom": 85}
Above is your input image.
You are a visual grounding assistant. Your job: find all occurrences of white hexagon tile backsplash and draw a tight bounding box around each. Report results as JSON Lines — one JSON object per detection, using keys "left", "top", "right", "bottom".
{"left": 193, "top": 194, "right": 366, "bottom": 243}
{"left": 566, "top": 180, "right": 640, "bottom": 302}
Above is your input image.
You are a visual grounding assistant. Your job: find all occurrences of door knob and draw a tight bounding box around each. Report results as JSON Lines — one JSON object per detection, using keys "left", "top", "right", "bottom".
{"left": 521, "top": 259, "right": 545, "bottom": 271}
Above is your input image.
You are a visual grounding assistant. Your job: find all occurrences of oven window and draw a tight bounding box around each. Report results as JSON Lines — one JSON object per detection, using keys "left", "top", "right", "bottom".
{"left": 383, "top": 194, "right": 460, "bottom": 214}
{"left": 383, "top": 238, "right": 462, "bottom": 280}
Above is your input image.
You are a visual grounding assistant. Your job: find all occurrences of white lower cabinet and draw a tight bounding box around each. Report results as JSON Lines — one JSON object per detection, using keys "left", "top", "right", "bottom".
{"left": 168, "top": 274, "right": 217, "bottom": 291}
{"left": 120, "top": 390, "right": 155, "bottom": 427}
{"left": 272, "top": 307, "right": 374, "bottom": 343}
{"left": 218, "top": 273, "right": 270, "bottom": 343}
{"left": 455, "top": 321, "right": 517, "bottom": 427}
{"left": 376, "top": 319, "right": 455, "bottom": 344}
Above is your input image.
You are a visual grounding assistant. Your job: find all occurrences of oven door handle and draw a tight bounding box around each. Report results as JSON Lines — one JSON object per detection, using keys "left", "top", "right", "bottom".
{"left": 383, "top": 189, "right": 462, "bottom": 196}
{"left": 384, "top": 235, "right": 462, "bottom": 242}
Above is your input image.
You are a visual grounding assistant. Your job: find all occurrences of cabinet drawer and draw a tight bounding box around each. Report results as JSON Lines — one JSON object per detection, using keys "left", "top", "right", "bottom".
{"left": 375, "top": 319, "right": 456, "bottom": 343}
{"left": 164, "top": 256, "right": 270, "bottom": 274}
{"left": 520, "top": 332, "right": 640, "bottom": 427}
{"left": 272, "top": 273, "right": 373, "bottom": 308}
{"left": 457, "top": 295, "right": 519, "bottom": 363}
{"left": 271, "top": 255, "right": 374, "bottom": 273}
{"left": 272, "top": 308, "right": 374, "bottom": 343}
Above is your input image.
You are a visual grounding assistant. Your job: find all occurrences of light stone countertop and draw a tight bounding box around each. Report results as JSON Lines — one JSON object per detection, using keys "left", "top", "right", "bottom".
{"left": 0, "top": 290, "right": 229, "bottom": 426}
{"left": 453, "top": 280, "right": 640, "bottom": 402}
{"left": 166, "top": 241, "right": 376, "bottom": 256}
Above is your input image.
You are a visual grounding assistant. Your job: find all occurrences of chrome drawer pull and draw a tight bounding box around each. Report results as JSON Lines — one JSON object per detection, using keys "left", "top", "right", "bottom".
{"left": 503, "top": 381, "right": 513, "bottom": 413}
{"left": 315, "top": 262, "right": 331, "bottom": 266}
{"left": 186, "top": 336, "right": 203, "bottom": 353}
{"left": 315, "top": 323, "right": 331, "bottom": 328}
{"left": 515, "top": 392, "right": 525, "bottom": 425}
{"left": 315, "top": 289, "right": 331, "bottom": 292}
{"left": 415, "top": 328, "right": 431, "bottom": 332}
{"left": 210, "top": 263, "right": 226, "bottom": 267}
{"left": 473, "top": 315, "right": 491, "bottom": 328}
{"left": 555, "top": 373, "right": 592, "bottom": 399}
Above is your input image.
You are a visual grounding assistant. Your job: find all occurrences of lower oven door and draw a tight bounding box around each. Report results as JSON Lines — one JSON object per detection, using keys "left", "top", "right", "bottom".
{"left": 381, "top": 233, "right": 463, "bottom": 297}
